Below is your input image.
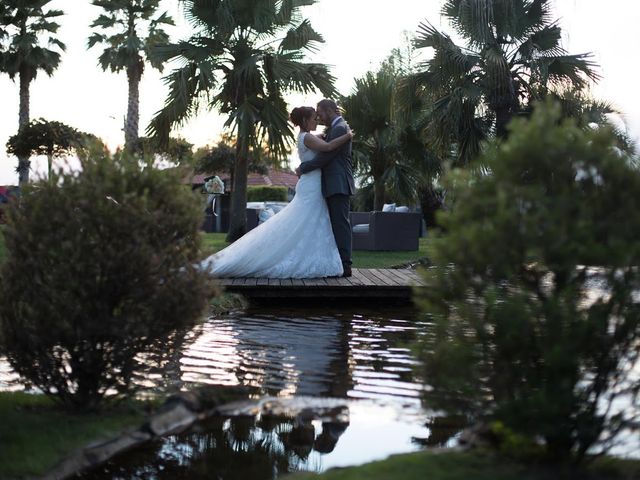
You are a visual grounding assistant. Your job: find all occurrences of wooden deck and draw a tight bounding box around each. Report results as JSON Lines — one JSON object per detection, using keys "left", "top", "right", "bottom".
{"left": 215, "top": 268, "right": 426, "bottom": 301}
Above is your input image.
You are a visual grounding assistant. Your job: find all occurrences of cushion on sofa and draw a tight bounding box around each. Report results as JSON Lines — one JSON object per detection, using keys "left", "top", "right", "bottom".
{"left": 352, "top": 223, "right": 370, "bottom": 234}
{"left": 382, "top": 203, "right": 396, "bottom": 212}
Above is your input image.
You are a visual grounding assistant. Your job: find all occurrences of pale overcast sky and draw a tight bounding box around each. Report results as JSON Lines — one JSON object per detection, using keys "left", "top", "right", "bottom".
{"left": 1, "top": 0, "right": 639, "bottom": 184}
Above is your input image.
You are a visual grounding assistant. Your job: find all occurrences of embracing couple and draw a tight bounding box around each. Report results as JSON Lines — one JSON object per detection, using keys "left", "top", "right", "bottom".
{"left": 200, "top": 99, "right": 355, "bottom": 278}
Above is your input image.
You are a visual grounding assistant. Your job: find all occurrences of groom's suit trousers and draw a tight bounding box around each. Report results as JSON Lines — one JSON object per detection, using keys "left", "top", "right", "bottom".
{"left": 326, "top": 193, "right": 352, "bottom": 266}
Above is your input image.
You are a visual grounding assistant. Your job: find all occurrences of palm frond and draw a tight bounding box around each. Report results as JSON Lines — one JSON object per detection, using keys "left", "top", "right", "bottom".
{"left": 279, "top": 19, "right": 324, "bottom": 53}
{"left": 415, "top": 22, "right": 480, "bottom": 88}
{"left": 544, "top": 53, "right": 601, "bottom": 89}
{"left": 147, "top": 62, "right": 216, "bottom": 145}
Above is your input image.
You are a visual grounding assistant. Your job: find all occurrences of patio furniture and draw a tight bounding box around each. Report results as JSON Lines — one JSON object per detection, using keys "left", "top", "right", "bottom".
{"left": 350, "top": 211, "right": 422, "bottom": 251}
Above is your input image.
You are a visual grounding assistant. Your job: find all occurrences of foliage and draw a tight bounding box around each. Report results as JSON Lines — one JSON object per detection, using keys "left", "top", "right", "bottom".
{"left": 132, "top": 135, "right": 194, "bottom": 165}
{"left": 7, "top": 118, "right": 86, "bottom": 158}
{"left": 0, "top": 227, "right": 5, "bottom": 260}
{"left": 5, "top": 118, "right": 100, "bottom": 178}
{"left": 193, "top": 139, "right": 274, "bottom": 183}
{"left": 411, "top": 0, "right": 599, "bottom": 165}
{"left": 148, "top": 0, "right": 337, "bottom": 242}
{"left": 0, "top": 0, "right": 65, "bottom": 85}
{"left": 88, "top": 0, "right": 174, "bottom": 148}
{"left": 0, "top": 147, "right": 213, "bottom": 410}
{"left": 0, "top": 0, "right": 66, "bottom": 184}
{"left": 415, "top": 101, "right": 640, "bottom": 463}
{"left": 342, "top": 42, "right": 424, "bottom": 212}
{"left": 0, "top": 392, "right": 147, "bottom": 478}
{"left": 247, "top": 185, "right": 288, "bottom": 202}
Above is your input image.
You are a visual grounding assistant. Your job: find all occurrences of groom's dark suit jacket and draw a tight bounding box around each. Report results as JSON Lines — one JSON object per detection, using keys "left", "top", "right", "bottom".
{"left": 298, "top": 117, "right": 355, "bottom": 197}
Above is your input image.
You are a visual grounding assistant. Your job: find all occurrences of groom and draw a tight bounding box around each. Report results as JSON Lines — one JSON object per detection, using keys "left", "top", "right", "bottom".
{"left": 296, "top": 99, "right": 355, "bottom": 277}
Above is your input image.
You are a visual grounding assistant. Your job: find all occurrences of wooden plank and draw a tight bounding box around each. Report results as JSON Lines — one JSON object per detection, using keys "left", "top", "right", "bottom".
{"left": 352, "top": 268, "right": 376, "bottom": 286}
{"left": 359, "top": 268, "right": 384, "bottom": 286}
{"left": 280, "top": 278, "right": 293, "bottom": 286}
{"left": 290, "top": 278, "right": 305, "bottom": 287}
{"left": 323, "top": 276, "right": 341, "bottom": 287}
{"left": 256, "top": 277, "right": 269, "bottom": 286}
{"left": 232, "top": 278, "right": 245, "bottom": 286}
{"left": 384, "top": 268, "right": 411, "bottom": 285}
{"left": 268, "top": 278, "right": 281, "bottom": 286}
{"left": 372, "top": 268, "right": 401, "bottom": 286}
{"left": 302, "top": 277, "right": 327, "bottom": 287}
{"left": 403, "top": 269, "right": 427, "bottom": 287}
{"left": 333, "top": 275, "right": 354, "bottom": 287}
{"left": 346, "top": 270, "right": 365, "bottom": 286}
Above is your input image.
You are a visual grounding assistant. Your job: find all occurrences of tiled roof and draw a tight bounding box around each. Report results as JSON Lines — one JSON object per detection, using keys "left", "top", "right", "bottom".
{"left": 187, "top": 167, "right": 298, "bottom": 189}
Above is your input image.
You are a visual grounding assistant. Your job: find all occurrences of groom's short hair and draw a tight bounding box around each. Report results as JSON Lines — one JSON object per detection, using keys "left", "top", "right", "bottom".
{"left": 317, "top": 98, "right": 339, "bottom": 113}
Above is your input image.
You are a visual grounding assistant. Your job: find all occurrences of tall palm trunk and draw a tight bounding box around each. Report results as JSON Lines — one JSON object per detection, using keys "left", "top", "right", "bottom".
{"left": 124, "top": 62, "right": 141, "bottom": 151}
{"left": 418, "top": 183, "right": 443, "bottom": 229}
{"left": 17, "top": 70, "right": 31, "bottom": 185}
{"left": 373, "top": 177, "right": 385, "bottom": 211}
{"left": 226, "top": 141, "right": 249, "bottom": 242}
{"left": 372, "top": 154, "right": 385, "bottom": 211}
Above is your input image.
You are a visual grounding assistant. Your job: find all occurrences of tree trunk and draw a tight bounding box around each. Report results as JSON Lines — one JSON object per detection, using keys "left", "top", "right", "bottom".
{"left": 418, "top": 183, "right": 443, "bottom": 229}
{"left": 495, "top": 105, "right": 512, "bottom": 139}
{"left": 124, "top": 62, "right": 141, "bottom": 152}
{"left": 226, "top": 143, "right": 249, "bottom": 242}
{"left": 373, "top": 177, "right": 385, "bottom": 211}
{"left": 17, "top": 71, "right": 31, "bottom": 185}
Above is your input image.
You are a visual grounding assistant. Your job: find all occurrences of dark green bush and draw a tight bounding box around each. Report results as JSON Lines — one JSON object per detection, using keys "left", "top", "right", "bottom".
{"left": 416, "top": 101, "right": 640, "bottom": 463}
{"left": 0, "top": 148, "right": 213, "bottom": 410}
{"left": 247, "top": 185, "right": 288, "bottom": 202}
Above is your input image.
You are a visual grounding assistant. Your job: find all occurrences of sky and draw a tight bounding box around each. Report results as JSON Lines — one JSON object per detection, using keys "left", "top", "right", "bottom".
{"left": 1, "top": 0, "right": 639, "bottom": 184}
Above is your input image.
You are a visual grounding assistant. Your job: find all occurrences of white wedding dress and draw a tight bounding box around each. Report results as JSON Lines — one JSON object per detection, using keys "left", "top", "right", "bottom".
{"left": 200, "top": 132, "right": 343, "bottom": 278}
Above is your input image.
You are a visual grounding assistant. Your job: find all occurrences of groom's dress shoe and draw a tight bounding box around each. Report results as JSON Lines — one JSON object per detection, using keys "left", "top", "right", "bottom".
{"left": 342, "top": 265, "right": 352, "bottom": 278}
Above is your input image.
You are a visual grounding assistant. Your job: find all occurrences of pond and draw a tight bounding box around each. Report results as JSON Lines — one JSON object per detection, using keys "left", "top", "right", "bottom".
{"left": 78, "top": 305, "right": 449, "bottom": 479}
{"left": 2, "top": 304, "right": 637, "bottom": 478}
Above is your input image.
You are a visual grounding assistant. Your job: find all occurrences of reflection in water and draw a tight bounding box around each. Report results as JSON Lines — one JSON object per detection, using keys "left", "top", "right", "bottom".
{"left": 74, "top": 306, "right": 439, "bottom": 477}
{"left": 83, "top": 412, "right": 356, "bottom": 479}
{"left": 178, "top": 308, "right": 427, "bottom": 409}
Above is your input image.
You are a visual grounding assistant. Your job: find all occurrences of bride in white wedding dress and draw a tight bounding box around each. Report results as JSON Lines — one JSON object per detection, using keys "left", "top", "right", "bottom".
{"left": 200, "top": 106, "right": 353, "bottom": 278}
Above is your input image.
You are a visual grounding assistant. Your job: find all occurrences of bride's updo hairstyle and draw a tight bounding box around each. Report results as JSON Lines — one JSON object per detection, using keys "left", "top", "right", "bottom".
{"left": 290, "top": 106, "right": 315, "bottom": 130}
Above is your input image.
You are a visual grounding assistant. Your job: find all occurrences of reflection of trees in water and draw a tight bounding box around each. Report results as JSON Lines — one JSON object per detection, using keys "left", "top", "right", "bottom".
{"left": 227, "top": 310, "right": 356, "bottom": 399}
{"left": 132, "top": 326, "right": 203, "bottom": 395}
{"left": 80, "top": 413, "right": 349, "bottom": 480}
{"left": 128, "top": 307, "right": 425, "bottom": 403}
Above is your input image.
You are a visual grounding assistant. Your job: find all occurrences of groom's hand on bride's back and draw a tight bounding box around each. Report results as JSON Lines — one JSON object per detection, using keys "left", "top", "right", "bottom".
{"left": 295, "top": 166, "right": 302, "bottom": 177}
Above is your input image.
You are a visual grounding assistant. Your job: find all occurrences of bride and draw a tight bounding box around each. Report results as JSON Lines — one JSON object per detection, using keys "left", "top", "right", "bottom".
{"left": 200, "top": 106, "right": 353, "bottom": 278}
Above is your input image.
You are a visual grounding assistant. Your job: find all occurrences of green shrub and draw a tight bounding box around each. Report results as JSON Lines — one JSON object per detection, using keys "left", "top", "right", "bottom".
{"left": 247, "top": 185, "right": 288, "bottom": 202}
{"left": 416, "top": 101, "right": 640, "bottom": 463}
{"left": 0, "top": 148, "right": 213, "bottom": 410}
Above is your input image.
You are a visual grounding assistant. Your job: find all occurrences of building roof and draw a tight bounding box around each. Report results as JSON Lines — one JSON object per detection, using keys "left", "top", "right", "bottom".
{"left": 187, "top": 167, "right": 299, "bottom": 190}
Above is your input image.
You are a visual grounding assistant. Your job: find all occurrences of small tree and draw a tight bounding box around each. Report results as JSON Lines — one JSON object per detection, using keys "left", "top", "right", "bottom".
{"left": 0, "top": 146, "right": 213, "bottom": 410}
{"left": 416, "top": 101, "right": 640, "bottom": 463}
{"left": 6, "top": 118, "right": 92, "bottom": 179}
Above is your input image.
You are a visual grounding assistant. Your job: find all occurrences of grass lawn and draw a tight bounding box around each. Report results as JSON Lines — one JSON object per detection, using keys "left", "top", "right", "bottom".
{"left": 289, "top": 450, "right": 640, "bottom": 480}
{"left": 200, "top": 232, "right": 431, "bottom": 269}
{"left": 0, "top": 392, "right": 149, "bottom": 479}
{"left": 0, "top": 230, "right": 431, "bottom": 270}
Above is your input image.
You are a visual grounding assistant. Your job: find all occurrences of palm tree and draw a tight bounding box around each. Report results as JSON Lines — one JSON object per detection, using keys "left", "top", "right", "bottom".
{"left": 0, "top": 0, "right": 65, "bottom": 185}
{"left": 342, "top": 65, "right": 417, "bottom": 211}
{"left": 88, "top": 0, "right": 174, "bottom": 151}
{"left": 412, "top": 0, "right": 600, "bottom": 165}
{"left": 147, "top": 0, "right": 336, "bottom": 242}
